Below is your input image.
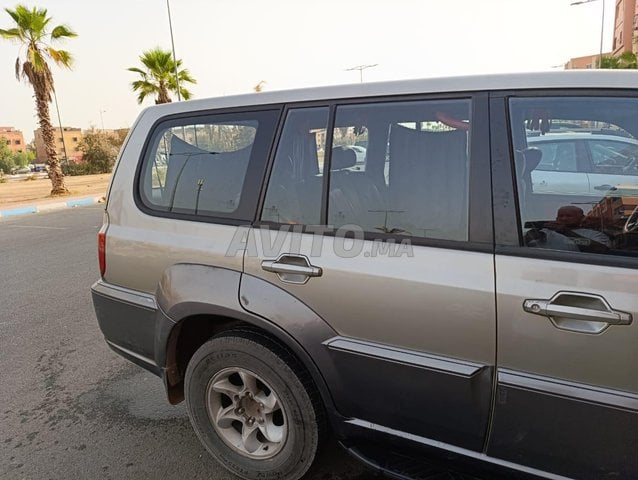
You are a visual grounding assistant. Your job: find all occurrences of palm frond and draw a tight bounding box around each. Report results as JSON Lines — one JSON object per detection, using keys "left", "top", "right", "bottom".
{"left": 179, "top": 88, "right": 193, "bottom": 100}
{"left": 0, "top": 27, "right": 24, "bottom": 41}
{"left": 51, "top": 24, "right": 77, "bottom": 40}
{"left": 48, "top": 48, "right": 73, "bottom": 68}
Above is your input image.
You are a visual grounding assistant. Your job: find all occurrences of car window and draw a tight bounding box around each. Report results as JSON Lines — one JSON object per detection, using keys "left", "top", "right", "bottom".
{"left": 139, "top": 110, "right": 278, "bottom": 219}
{"left": 509, "top": 96, "right": 638, "bottom": 257}
{"left": 261, "top": 107, "right": 328, "bottom": 224}
{"left": 328, "top": 99, "right": 471, "bottom": 241}
{"left": 531, "top": 141, "right": 578, "bottom": 172}
{"left": 589, "top": 140, "right": 638, "bottom": 175}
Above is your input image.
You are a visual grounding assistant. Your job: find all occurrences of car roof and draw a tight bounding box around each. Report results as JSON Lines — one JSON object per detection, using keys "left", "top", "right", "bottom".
{"left": 139, "top": 70, "right": 638, "bottom": 123}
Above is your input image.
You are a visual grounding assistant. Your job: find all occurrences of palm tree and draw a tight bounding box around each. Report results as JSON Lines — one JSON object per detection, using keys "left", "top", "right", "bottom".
{"left": 599, "top": 52, "right": 638, "bottom": 69}
{"left": 128, "top": 47, "right": 196, "bottom": 104}
{"left": 0, "top": 5, "right": 76, "bottom": 194}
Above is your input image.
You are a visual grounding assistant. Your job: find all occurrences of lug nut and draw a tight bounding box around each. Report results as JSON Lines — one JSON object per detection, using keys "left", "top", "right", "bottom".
{"left": 237, "top": 407, "right": 245, "bottom": 414}
{"left": 247, "top": 417, "right": 255, "bottom": 426}
{"left": 258, "top": 402, "right": 264, "bottom": 409}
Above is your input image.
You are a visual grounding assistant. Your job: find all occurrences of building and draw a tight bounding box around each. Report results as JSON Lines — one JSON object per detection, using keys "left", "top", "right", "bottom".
{"left": 0, "top": 127, "right": 25, "bottom": 153}
{"left": 564, "top": 54, "right": 607, "bottom": 69}
{"left": 566, "top": 0, "right": 638, "bottom": 68}
{"left": 34, "top": 126, "right": 83, "bottom": 163}
{"left": 612, "top": 0, "right": 638, "bottom": 55}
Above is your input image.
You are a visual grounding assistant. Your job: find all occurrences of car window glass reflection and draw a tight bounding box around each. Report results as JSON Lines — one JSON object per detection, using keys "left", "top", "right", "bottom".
{"left": 510, "top": 97, "right": 638, "bottom": 257}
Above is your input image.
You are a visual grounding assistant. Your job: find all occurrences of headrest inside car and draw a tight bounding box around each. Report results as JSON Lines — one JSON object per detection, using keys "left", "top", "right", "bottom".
{"left": 331, "top": 146, "right": 357, "bottom": 170}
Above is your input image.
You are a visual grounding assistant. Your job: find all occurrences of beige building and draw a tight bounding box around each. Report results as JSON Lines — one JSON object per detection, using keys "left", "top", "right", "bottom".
{"left": 0, "top": 127, "right": 25, "bottom": 154}
{"left": 34, "top": 126, "right": 83, "bottom": 163}
{"left": 564, "top": 54, "right": 605, "bottom": 69}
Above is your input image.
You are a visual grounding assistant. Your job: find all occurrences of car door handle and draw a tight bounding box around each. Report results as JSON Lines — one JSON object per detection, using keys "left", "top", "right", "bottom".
{"left": 523, "top": 292, "right": 632, "bottom": 334}
{"left": 261, "top": 254, "right": 322, "bottom": 284}
{"left": 594, "top": 184, "right": 614, "bottom": 191}
{"left": 524, "top": 300, "right": 631, "bottom": 324}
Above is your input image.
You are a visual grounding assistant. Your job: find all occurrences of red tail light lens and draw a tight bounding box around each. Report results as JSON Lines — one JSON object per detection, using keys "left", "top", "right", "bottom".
{"left": 98, "top": 231, "right": 106, "bottom": 277}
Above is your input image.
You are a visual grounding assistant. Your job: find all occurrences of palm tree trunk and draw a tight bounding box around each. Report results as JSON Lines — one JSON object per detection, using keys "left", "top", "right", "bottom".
{"left": 35, "top": 90, "right": 69, "bottom": 195}
{"left": 157, "top": 82, "right": 171, "bottom": 104}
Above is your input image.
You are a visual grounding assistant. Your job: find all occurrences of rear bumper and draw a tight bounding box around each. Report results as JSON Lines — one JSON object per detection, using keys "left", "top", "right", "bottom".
{"left": 91, "top": 280, "right": 169, "bottom": 376}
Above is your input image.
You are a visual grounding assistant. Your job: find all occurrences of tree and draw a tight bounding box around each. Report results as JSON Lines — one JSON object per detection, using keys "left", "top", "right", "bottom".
{"left": 0, "top": 5, "right": 76, "bottom": 194}
{"left": 0, "top": 138, "right": 13, "bottom": 174}
{"left": 599, "top": 52, "right": 638, "bottom": 69}
{"left": 12, "top": 150, "right": 35, "bottom": 168}
{"left": 78, "top": 129, "right": 119, "bottom": 174}
{"left": 128, "top": 47, "right": 196, "bottom": 104}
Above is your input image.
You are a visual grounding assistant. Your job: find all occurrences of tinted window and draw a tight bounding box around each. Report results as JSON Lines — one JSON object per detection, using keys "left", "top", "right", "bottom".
{"left": 328, "top": 100, "right": 471, "bottom": 241}
{"left": 140, "top": 110, "right": 278, "bottom": 219}
{"left": 261, "top": 107, "right": 328, "bottom": 224}
{"left": 510, "top": 97, "right": 638, "bottom": 257}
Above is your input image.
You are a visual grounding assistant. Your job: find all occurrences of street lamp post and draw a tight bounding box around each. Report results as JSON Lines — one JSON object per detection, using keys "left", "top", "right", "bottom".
{"left": 52, "top": 90, "right": 68, "bottom": 166}
{"left": 345, "top": 64, "right": 378, "bottom": 83}
{"left": 99, "top": 110, "right": 106, "bottom": 131}
{"left": 571, "top": 0, "right": 606, "bottom": 68}
{"left": 166, "top": 0, "right": 181, "bottom": 101}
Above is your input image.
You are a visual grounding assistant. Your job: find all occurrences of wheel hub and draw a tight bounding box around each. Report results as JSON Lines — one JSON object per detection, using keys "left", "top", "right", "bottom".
{"left": 206, "top": 367, "right": 287, "bottom": 459}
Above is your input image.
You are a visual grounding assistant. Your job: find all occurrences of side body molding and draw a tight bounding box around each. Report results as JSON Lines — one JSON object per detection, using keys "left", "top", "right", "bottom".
{"left": 154, "top": 264, "right": 341, "bottom": 418}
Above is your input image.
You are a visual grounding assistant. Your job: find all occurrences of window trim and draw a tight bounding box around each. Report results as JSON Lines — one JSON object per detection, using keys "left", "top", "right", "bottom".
{"left": 133, "top": 105, "right": 283, "bottom": 225}
{"left": 254, "top": 91, "right": 493, "bottom": 250}
{"left": 491, "top": 88, "right": 638, "bottom": 269}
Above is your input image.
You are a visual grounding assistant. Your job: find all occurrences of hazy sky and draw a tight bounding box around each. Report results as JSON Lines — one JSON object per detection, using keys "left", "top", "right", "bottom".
{"left": 1, "top": 0, "right": 616, "bottom": 142}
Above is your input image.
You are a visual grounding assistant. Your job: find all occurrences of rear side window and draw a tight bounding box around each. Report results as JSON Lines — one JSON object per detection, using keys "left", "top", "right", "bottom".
{"left": 261, "top": 107, "right": 329, "bottom": 225}
{"left": 328, "top": 99, "right": 471, "bottom": 241}
{"left": 139, "top": 110, "right": 279, "bottom": 220}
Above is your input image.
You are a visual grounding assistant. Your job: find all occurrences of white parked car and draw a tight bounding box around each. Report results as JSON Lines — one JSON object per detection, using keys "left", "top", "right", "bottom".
{"left": 527, "top": 132, "right": 638, "bottom": 195}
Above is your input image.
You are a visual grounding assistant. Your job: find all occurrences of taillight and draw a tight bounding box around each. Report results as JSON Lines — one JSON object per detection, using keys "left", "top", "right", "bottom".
{"left": 98, "top": 231, "right": 106, "bottom": 277}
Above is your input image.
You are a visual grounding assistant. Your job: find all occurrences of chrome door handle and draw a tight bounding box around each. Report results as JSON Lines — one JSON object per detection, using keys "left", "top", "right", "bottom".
{"left": 262, "top": 261, "right": 322, "bottom": 277}
{"left": 524, "top": 300, "right": 631, "bottom": 325}
{"left": 523, "top": 292, "right": 632, "bottom": 334}
{"left": 261, "top": 254, "right": 322, "bottom": 284}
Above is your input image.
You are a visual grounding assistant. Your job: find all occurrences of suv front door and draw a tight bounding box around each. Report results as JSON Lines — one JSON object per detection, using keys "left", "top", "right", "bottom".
{"left": 242, "top": 96, "right": 496, "bottom": 451}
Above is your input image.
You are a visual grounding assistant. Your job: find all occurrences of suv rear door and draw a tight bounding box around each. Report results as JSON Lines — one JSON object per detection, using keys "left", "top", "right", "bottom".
{"left": 242, "top": 94, "right": 496, "bottom": 451}
{"left": 488, "top": 92, "right": 638, "bottom": 479}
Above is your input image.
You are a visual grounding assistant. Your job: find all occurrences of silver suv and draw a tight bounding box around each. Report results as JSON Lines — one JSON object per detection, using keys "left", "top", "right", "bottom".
{"left": 92, "top": 71, "right": 638, "bottom": 480}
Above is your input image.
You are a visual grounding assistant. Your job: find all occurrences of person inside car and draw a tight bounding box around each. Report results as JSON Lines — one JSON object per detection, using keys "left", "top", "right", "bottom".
{"left": 525, "top": 205, "right": 610, "bottom": 253}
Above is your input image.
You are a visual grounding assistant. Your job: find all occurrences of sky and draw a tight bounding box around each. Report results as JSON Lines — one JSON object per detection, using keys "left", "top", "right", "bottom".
{"left": 0, "top": 0, "right": 617, "bottom": 142}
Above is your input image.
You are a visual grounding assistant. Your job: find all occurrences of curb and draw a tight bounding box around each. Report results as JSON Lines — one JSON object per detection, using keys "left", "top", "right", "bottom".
{"left": 0, "top": 195, "right": 105, "bottom": 219}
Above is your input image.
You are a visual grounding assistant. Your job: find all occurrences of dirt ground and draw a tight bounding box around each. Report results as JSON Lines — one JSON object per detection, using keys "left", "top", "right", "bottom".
{"left": 0, "top": 173, "right": 111, "bottom": 208}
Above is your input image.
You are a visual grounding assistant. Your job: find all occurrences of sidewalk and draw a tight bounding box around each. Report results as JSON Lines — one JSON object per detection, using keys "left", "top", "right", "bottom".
{"left": 0, "top": 194, "right": 105, "bottom": 218}
{"left": 0, "top": 173, "right": 110, "bottom": 219}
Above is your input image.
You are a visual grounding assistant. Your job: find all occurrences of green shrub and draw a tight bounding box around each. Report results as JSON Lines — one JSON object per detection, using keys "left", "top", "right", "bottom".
{"left": 61, "top": 162, "right": 92, "bottom": 176}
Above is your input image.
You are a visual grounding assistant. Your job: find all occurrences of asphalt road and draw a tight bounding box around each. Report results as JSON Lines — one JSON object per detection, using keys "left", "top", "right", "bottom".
{"left": 0, "top": 205, "right": 370, "bottom": 480}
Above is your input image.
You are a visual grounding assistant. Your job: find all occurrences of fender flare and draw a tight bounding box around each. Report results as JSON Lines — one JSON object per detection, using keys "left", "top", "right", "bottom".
{"left": 154, "top": 264, "right": 342, "bottom": 418}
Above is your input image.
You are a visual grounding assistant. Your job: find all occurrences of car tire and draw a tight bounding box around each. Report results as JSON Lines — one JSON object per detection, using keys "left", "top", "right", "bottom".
{"left": 184, "top": 329, "right": 325, "bottom": 480}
